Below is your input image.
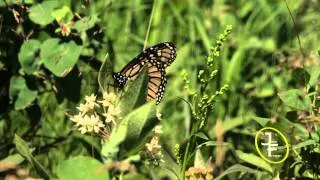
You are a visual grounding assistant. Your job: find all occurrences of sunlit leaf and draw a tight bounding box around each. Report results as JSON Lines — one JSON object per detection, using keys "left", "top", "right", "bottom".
{"left": 73, "top": 15, "right": 99, "bottom": 32}
{"left": 41, "top": 38, "right": 81, "bottom": 77}
{"left": 28, "top": 0, "right": 59, "bottom": 26}
{"left": 101, "top": 103, "right": 157, "bottom": 160}
{"left": 235, "top": 150, "right": 273, "bottom": 173}
{"left": 56, "top": 156, "right": 109, "bottom": 180}
{"left": 52, "top": 5, "right": 73, "bottom": 22}
{"left": 278, "top": 89, "right": 312, "bottom": 111}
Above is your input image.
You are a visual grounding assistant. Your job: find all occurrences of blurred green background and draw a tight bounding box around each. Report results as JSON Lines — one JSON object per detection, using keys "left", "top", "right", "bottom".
{"left": 0, "top": 0, "right": 319, "bottom": 179}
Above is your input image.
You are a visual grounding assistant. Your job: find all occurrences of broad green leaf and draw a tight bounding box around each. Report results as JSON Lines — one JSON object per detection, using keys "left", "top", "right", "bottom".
{"left": 73, "top": 15, "right": 99, "bottom": 32}
{"left": 98, "top": 54, "right": 114, "bottom": 92}
{"left": 101, "top": 117, "right": 128, "bottom": 160}
{"left": 119, "top": 68, "right": 149, "bottom": 118}
{"left": 52, "top": 6, "right": 73, "bottom": 22}
{"left": 14, "top": 135, "right": 50, "bottom": 179}
{"left": 215, "top": 164, "right": 268, "bottom": 180}
{"left": 9, "top": 76, "right": 37, "bottom": 110}
{"left": 28, "top": 0, "right": 59, "bottom": 26}
{"left": 18, "top": 40, "right": 42, "bottom": 74}
{"left": 56, "top": 156, "right": 109, "bottom": 180}
{"left": 121, "top": 103, "right": 157, "bottom": 155}
{"left": 235, "top": 150, "right": 273, "bottom": 173}
{"left": 101, "top": 103, "right": 157, "bottom": 160}
{"left": 41, "top": 38, "right": 81, "bottom": 77}
{"left": 278, "top": 89, "right": 312, "bottom": 111}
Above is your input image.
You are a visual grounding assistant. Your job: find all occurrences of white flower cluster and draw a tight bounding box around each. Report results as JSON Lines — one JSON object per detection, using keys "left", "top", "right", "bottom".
{"left": 70, "top": 92, "right": 120, "bottom": 136}
{"left": 145, "top": 125, "right": 164, "bottom": 163}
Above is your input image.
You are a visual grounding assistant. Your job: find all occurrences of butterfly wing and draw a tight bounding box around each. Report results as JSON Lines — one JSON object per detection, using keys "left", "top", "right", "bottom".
{"left": 146, "top": 63, "right": 167, "bottom": 104}
{"left": 113, "top": 42, "right": 176, "bottom": 104}
{"left": 145, "top": 42, "right": 176, "bottom": 67}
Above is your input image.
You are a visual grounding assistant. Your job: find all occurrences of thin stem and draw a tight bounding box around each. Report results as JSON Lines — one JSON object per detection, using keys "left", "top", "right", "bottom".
{"left": 283, "top": 0, "right": 305, "bottom": 58}
{"left": 143, "top": 0, "right": 157, "bottom": 50}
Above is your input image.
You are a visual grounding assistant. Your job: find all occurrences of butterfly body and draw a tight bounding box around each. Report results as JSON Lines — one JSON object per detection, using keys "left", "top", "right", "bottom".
{"left": 113, "top": 42, "right": 176, "bottom": 104}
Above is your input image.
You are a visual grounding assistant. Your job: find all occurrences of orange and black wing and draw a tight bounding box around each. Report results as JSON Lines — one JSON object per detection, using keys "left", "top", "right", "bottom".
{"left": 113, "top": 42, "right": 176, "bottom": 104}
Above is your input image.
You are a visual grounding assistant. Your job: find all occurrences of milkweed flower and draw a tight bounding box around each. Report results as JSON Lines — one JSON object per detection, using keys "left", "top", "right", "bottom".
{"left": 98, "top": 92, "right": 117, "bottom": 107}
{"left": 153, "top": 125, "right": 163, "bottom": 134}
{"left": 77, "top": 94, "right": 100, "bottom": 115}
{"left": 146, "top": 136, "right": 162, "bottom": 152}
{"left": 69, "top": 92, "right": 121, "bottom": 137}
{"left": 143, "top": 125, "right": 165, "bottom": 164}
{"left": 75, "top": 114, "right": 104, "bottom": 134}
{"left": 185, "top": 165, "right": 213, "bottom": 180}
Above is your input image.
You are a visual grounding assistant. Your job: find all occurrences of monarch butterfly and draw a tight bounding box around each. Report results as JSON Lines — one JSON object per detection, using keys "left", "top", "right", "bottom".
{"left": 113, "top": 42, "right": 177, "bottom": 104}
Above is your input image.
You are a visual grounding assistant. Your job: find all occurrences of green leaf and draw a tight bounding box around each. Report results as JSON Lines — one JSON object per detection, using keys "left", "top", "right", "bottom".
{"left": 101, "top": 117, "right": 128, "bottom": 160}
{"left": 121, "top": 103, "right": 157, "bottom": 155}
{"left": 122, "top": 173, "right": 146, "bottom": 180}
{"left": 222, "top": 111, "right": 254, "bottom": 132}
{"left": 215, "top": 164, "right": 268, "bottom": 180}
{"left": 9, "top": 76, "right": 37, "bottom": 110}
{"left": 41, "top": 38, "right": 81, "bottom": 77}
{"left": 98, "top": 54, "right": 114, "bottom": 92}
{"left": 235, "top": 150, "right": 273, "bottom": 173}
{"left": 18, "top": 40, "right": 42, "bottom": 74}
{"left": 292, "top": 139, "right": 317, "bottom": 150}
{"left": 253, "top": 117, "right": 270, "bottom": 126}
{"left": 255, "top": 83, "right": 274, "bottom": 97}
{"left": 194, "top": 149, "right": 205, "bottom": 167}
{"left": 0, "top": 153, "right": 25, "bottom": 171}
{"left": 56, "top": 156, "right": 109, "bottom": 180}
{"left": 306, "top": 66, "right": 320, "bottom": 86}
{"left": 119, "top": 68, "right": 149, "bottom": 118}
{"left": 73, "top": 15, "right": 99, "bottom": 32}
{"left": 278, "top": 89, "right": 312, "bottom": 111}
{"left": 28, "top": 0, "right": 59, "bottom": 26}
{"left": 193, "top": 132, "right": 209, "bottom": 140}
{"left": 292, "top": 68, "right": 310, "bottom": 86}
{"left": 14, "top": 134, "right": 50, "bottom": 179}
{"left": 101, "top": 103, "right": 157, "bottom": 160}
{"left": 52, "top": 5, "right": 73, "bottom": 22}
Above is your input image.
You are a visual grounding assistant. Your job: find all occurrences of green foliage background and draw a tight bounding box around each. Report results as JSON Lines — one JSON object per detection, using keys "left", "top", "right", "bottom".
{"left": 0, "top": 0, "right": 319, "bottom": 179}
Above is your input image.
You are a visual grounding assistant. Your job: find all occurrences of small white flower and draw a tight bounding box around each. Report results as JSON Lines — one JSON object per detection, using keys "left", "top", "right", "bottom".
{"left": 146, "top": 136, "right": 161, "bottom": 152}
{"left": 85, "top": 94, "right": 97, "bottom": 104}
{"left": 77, "top": 103, "right": 94, "bottom": 114}
{"left": 70, "top": 113, "right": 83, "bottom": 126}
{"left": 98, "top": 92, "right": 117, "bottom": 107}
{"left": 108, "top": 105, "right": 121, "bottom": 116}
{"left": 102, "top": 112, "right": 116, "bottom": 124}
{"left": 74, "top": 114, "right": 104, "bottom": 134}
{"left": 153, "top": 125, "right": 163, "bottom": 134}
{"left": 156, "top": 111, "right": 162, "bottom": 120}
